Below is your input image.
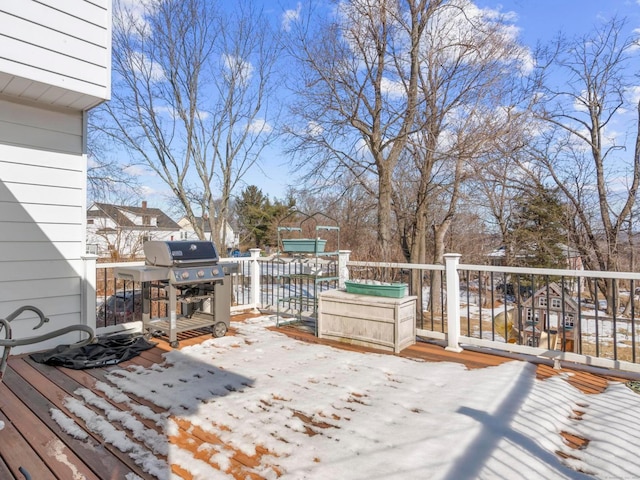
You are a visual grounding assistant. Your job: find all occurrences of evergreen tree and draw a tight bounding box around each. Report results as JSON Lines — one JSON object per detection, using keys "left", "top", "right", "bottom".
{"left": 235, "top": 186, "right": 296, "bottom": 248}
{"left": 507, "top": 185, "right": 567, "bottom": 268}
{"left": 235, "top": 186, "right": 271, "bottom": 248}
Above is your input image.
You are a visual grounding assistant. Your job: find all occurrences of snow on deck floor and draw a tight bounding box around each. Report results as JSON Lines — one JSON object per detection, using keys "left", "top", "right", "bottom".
{"left": 55, "top": 316, "right": 640, "bottom": 479}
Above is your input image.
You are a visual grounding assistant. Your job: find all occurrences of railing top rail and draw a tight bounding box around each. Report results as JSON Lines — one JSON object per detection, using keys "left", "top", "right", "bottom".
{"left": 347, "top": 260, "right": 445, "bottom": 271}
{"left": 96, "top": 260, "right": 145, "bottom": 269}
{"left": 220, "top": 256, "right": 253, "bottom": 263}
{"left": 347, "top": 259, "right": 640, "bottom": 280}
{"left": 458, "top": 263, "right": 640, "bottom": 280}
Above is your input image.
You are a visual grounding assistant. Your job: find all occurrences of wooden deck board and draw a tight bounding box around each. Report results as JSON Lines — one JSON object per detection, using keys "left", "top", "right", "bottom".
{"left": 5, "top": 357, "right": 146, "bottom": 479}
{"left": 0, "top": 455, "right": 14, "bottom": 480}
{"left": 0, "top": 313, "right": 634, "bottom": 479}
{"left": 0, "top": 372, "right": 100, "bottom": 480}
{"left": 0, "top": 402, "right": 57, "bottom": 480}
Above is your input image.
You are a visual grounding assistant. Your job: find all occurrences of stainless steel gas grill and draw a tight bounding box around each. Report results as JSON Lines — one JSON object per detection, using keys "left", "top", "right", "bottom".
{"left": 114, "top": 240, "right": 237, "bottom": 348}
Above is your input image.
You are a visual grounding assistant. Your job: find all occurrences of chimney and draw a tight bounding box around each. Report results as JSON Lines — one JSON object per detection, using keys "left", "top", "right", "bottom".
{"left": 141, "top": 200, "right": 149, "bottom": 226}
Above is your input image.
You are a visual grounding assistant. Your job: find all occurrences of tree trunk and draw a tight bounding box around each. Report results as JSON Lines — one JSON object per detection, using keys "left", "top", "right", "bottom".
{"left": 430, "top": 220, "right": 451, "bottom": 316}
{"left": 378, "top": 166, "right": 393, "bottom": 264}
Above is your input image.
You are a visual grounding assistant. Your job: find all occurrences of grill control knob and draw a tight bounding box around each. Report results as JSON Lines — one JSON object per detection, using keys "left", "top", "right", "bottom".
{"left": 212, "top": 267, "right": 220, "bottom": 276}
{"left": 197, "top": 269, "right": 205, "bottom": 278}
{"left": 181, "top": 271, "right": 190, "bottom": 280}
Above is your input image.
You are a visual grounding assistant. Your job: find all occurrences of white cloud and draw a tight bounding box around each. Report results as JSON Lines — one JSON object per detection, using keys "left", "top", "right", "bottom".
{"left": 354, "top": 137, "right": 371, "bottom": 160}
{"left": 128, "top": 51, "right": 165, "bottom": 82}
{"left": 282, "top": 3, "right": 302, "bottom": 32}
{"left": 628, "top": 85, "right": 640, "bottom": 105}
{"left": 114, "top": 0, "right": 154, "bottom": 37}
{"left": 87, "top": 156, "right": 100, "bottom": 168}
{"left": 307, "top": 120, "right": 324, "bottom": 137}
{"left": 123, "top": 164, "right": 149, "bottom": 177}
{"left": 222, "top": 54, "right": 254, "bottom": 85}
{"left": 153, "top": 105, "right": 177, "bottom": 118}
{"left": 428, "top": 0, "right": 532, "bottom": 74}
{"left": 153, "top": 105, "right": 210, "bottom": 121}
{"left": 247, "top": 118, "right": 273, "bottom": 134}
{"left": 380, "top": 77, "right": 406, "bottom": 99}
{"left": 140, "top": 185, "right": 158, "bottom": 197}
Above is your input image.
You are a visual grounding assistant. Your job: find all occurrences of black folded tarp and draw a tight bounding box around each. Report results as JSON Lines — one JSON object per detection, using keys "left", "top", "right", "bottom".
{"left": 30, "top": 333, "right": 157, "bottom": 369}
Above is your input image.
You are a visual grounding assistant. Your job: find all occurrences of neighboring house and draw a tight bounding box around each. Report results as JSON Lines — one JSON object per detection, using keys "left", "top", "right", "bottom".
{"left": 0, "top": 2, "right": 112, "bottom": 352}
{"left": 519, "top": 282, "right": 579, "bottom": 352}
{"left": 87, "top": 201, "right": 181, "bottom": 259}
{"left": 488, "top": 243, "right": 583, "bottom": 270}
{"left": 177, "top": 215, "right": 238, "bottom": 252}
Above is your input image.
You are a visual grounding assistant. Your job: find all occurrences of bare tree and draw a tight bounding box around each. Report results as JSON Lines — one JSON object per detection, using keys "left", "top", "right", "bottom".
{"left": 284, "top": 0, "right": 437, "bottom": 262}
{"left": 294, "top": 173, "right": 379, "bottom": 259}
{"left": 86, "top": 111, "right": 140, "bottom": 204}
{"left": 405, "top": 2, "right": 531, "bottom": 267}
{"left": 95, "top": 0, "right": 280, "bottom": 247}
{"left": 530, "top": 18, "right": 640, "bottom": 312}
{"left": 284, "top": 0, "right": 530, "bottom": 269}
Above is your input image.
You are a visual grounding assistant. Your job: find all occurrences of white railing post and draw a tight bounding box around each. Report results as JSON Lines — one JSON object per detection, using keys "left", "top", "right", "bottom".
{"left": 249, "top": 248, "right": 261, "bottom": 313}
{"left": 444, "top": 253, "right": 463, "bottom": 353}
{"left": 338, "top": 250, "right": 351, "bottom": 288}
{"left": 82, "top": 254, "right": 98, "bottom": 333}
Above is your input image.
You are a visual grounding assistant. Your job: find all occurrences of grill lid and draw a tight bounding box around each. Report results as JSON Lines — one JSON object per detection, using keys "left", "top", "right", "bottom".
{"left": 144, "top": 240, "right": 220, "bottom": 266}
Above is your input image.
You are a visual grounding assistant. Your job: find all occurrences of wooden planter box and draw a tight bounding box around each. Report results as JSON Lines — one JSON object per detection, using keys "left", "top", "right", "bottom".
{"left": 318, "top": 289, "right": 416, "bottom": 353}
{"left": 344, "top": 280, "right": 407, "bottom": 298}
{"left": 281, "top": 238, "right": 326, "bottom": 253}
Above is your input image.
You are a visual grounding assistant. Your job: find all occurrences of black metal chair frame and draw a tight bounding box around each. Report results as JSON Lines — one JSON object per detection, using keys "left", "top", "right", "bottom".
{"left": 0, "top": 305, "right": 94, "bottom": 381}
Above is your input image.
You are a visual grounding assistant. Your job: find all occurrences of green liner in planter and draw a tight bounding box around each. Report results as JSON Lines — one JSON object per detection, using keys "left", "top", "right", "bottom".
{"left": 344, "top": 280, "right": 407, "bottom": 298}
{"left": 282, "top": 238, "right": 326, "bottom": 253}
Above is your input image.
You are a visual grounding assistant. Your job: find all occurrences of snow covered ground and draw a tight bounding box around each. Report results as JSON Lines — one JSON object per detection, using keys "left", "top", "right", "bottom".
{"left": 51, "top": 316, "right": 640, "bottom": 479}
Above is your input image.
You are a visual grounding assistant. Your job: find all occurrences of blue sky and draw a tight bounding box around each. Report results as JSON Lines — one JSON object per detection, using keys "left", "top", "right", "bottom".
{"left": 252, "top": 0, "right": 640, "bottom": 198}
{"left": 122, "top": 0, "right": 640, "bottom": 209}
{"left": 476, "top": 0, "right": 640, "bottom": 42}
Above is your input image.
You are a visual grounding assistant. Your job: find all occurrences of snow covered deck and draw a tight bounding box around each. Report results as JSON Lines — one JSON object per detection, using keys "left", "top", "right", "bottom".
{"left": 0, "top": 313, "right": 635, "bottom": 479}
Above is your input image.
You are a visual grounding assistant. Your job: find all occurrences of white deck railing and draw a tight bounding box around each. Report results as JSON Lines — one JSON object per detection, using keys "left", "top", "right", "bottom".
{"left": 91, "top": 249, "right": 640, "bottom": 374}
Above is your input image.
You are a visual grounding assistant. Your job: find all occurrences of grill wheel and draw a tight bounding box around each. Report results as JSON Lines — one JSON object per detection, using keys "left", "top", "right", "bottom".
{"left": 212, "top": 321, "right": 228, "bottom": 338}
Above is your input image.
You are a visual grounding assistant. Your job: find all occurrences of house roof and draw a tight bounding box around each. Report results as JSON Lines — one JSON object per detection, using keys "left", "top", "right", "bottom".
{"left": 183, "top": 216, "right": 213, "bottom": 232}
{"left": 521, "top": 282, "right": 579, "bottom": 311}
{"left": 88, "top": 202, "right": 181, "bottom": 230}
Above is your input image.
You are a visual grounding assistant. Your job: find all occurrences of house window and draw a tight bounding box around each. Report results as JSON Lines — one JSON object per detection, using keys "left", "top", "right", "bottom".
{"left": 564, "top": 315, "right": 574, "bottom": 329}
{"left": 537, "top": 297, "right": 547, "bottom": 307}
{"left": 551, "top": 298, "right": 562, "bottom": 309}
{"left": 526, "top": 309, "right": 539, "bottom": 323}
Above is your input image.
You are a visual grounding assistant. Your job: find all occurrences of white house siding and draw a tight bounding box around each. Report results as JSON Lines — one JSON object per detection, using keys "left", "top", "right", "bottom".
{"left": 0, "top": 0, "right": 111, "bottom": 109}
{"left": 86, "top": 224, "right": 179, "bottom": 259}
{"left": 177, "top": 217, "right": 238, "bottom": 250}
{"left": 0, "top": 0, "right": 111, "bottom": 354}
{"left": 0, "top": 97, "right": 88, "bottom": 353}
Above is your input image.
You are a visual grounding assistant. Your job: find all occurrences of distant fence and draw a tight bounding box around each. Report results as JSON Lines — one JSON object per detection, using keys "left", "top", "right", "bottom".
{"left": 94, "top": 250, "right": 640, "bottom": 373}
